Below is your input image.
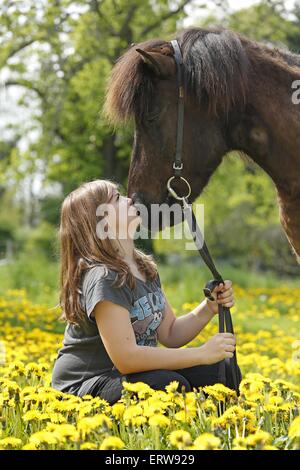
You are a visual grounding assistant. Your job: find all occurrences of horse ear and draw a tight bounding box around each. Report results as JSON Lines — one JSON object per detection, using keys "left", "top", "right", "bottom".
{"left": 136, "top": 47, "right": 175, "bottom": 77}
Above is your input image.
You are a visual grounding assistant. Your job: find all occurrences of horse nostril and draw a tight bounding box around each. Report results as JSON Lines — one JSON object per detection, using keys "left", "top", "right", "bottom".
{"left": 131, "top": 192, "right": 137, "bottom": 204}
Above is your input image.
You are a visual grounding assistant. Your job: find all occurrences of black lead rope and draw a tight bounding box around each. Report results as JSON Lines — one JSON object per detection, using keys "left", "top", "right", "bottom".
{"left": 182, "top": 198, "right": 241, "bottom": 394}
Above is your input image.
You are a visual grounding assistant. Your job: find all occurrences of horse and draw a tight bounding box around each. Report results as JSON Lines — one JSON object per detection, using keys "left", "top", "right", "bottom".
{"left": 104, "top": 26, "right": 300, "bottom": 264}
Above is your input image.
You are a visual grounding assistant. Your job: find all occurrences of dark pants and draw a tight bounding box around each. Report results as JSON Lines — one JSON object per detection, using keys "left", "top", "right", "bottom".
{"left": 74, "top": 361, "right": 241, "bottom": 405}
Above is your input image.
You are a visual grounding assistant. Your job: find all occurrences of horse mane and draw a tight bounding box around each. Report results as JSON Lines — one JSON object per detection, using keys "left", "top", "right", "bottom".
{"left": 104, "top": 27, "right": 300, "bottom": 124}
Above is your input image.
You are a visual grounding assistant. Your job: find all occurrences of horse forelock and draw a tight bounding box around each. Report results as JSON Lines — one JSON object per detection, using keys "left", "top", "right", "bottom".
{"left": 103, "top": 38, "right": 166, "bottom": 125}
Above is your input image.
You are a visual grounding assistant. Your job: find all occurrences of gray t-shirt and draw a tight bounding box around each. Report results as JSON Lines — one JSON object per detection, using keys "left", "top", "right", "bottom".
{"left": 51, "top": 264, "right": 166, "bottom": 393}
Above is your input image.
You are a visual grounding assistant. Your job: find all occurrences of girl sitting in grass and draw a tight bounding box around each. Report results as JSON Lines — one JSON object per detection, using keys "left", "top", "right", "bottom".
{"left": 51, "top": 179, "right": 239, "bottom": 404}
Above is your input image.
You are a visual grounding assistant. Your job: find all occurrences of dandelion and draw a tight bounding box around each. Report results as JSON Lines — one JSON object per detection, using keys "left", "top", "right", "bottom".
{"left": 111, "top": 403, "right": 125, "bottom": 420}
{"left": 165, "top": 381, "right": 180, "bottom": 394}
{"left": 77, "top": 414, "right": 112, "bottom": 439}
{"left": 122, "top": 381, "right": 153, "bottom": 398}
{"left": 45, "top": 423, "right": 79, "bottom": 441}
{"left": 80, "top": 442, "right": 98, "bottom": 450}
{"left": 100, "top": 436, "right": 125, "bottom": 450}
{"left": 29, "top": 431, "right": 59, "bottom": 447}
{"left": 288, "top": 416, "right": 300, "bottom": 440}
{"left": 193, "top": 433, "right": 221, "bottom": 450}
{"left": 202, "top": 383, "right": 236, "bottom": 402}
{"left": 22, "top": 442, "right": 38, "bottom": 450}
{"left": 131, "top": 416, "right": 147, "bottom": 426}
{"left": 0, "top": 437, "right": 23, "bottom": 449}
{"left": 245, "top": 431, "right": 273, "bottom": 448}
{"left": 123, "top": 405, "right": 143, "bottom": 426}
{"left": 174, "top": 409, "right": 195, "bottom": 423}
{"left": 169, "top": 430, "right": 192, "bottom": 449}
{"left": 201, "top": 399, "right": 217, "bottom": 414}
{"left": 148, "top": 414, "right": 170, "bottom": 427}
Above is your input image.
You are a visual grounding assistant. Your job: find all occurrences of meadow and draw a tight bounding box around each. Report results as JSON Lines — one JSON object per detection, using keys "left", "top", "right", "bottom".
{"left": 0, "top": 260, "right": 299, "bottom": 450}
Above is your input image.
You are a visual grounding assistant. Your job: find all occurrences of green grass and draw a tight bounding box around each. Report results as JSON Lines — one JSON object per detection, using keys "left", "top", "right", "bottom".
{"left": 0, "top": 249, "right": 59, "bottom": 307}
{"left": 157, "top": 257, "right": 300, "bottom": 311}
{"left": 0, "top": 251, "right": 299, "bottom": 337}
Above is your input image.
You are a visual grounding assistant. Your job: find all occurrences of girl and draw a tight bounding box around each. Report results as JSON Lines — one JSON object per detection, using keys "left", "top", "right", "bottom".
{"left": 51, "top": 179, "right": 238, "bottom": 405}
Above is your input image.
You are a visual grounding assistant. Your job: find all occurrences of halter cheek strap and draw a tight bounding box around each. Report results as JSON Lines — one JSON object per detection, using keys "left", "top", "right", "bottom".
{"left": 170, "top": 39, "right": 185, "bottom": 178}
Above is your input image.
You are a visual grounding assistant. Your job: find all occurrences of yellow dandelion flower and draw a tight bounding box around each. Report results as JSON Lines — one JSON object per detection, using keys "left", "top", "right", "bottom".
{"left": 268, "top": 396, "right": 283, "bottom": 406}
{"left": 29, "top": 431, "right": 59, "bottom": 446}
{"left": 169, "top": 430, "right": 192, "bottom": 449}
{"left": 212, "top": 406, "right": 256, "bottom": 432}
{"left": 122, "top": 381, "right": 152, "bottom": 397}
{"left": 174, "top": 409, "right": 195, "bottom": 423}
{"left": 111, "top": 403, "right": 125, "bottom": 419}
{"left": 46, "top": 423, "right": 79, "bottom": 441}
{"left": 0, "top": 437, "right": 23, "bottom": 449}
{"left": 194, "top": 433, "right": 221, "bottom": 450}
{"left": 100, "top": 436, "right": 125, "bottom": 450}
{"left": 77, "top": 414, "right": 112, "bottom": 438}
{"left": 80, "top": 442, "right": 98, "bottom": 450}
{"left": 131, "top": 416, "right": 147, "bottom": 426}
{"left": 123, "top": 405, "right": 143, "bottom": 421}
{"left": 246, "top": 431, "right": 272, "bottom": 448}
{"left": 233, "top": 437, "right": 248, "bottom": 448}
{"left": 22, "top": 442, "right": 38, "bottom": 450}
{"left": 289, "top": 416, "right": 300, "bottom": 439}
{"left": 165, "top": 381, "right": 180, "bottom": 394}
{"left": 23, "top": 410, "right": 49, "bottom": 422}
{"left": 202, "top": 399, "right": 217, "bottom": 414}
{"left": 148, "top": 414, "right": 170, "bottom": 427}
{"left": 203, "top": 383, "right": 236, "bottom": 401}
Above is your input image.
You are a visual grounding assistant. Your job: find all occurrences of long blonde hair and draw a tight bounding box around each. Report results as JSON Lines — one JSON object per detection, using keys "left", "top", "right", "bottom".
{"left": 58, "top": 179, "right": 158, "bottom": 325}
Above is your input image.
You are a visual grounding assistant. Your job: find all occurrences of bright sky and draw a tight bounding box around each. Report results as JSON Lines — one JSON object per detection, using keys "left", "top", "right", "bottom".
{"left": 183, "top": 0, "right": 297, "bottom": 26}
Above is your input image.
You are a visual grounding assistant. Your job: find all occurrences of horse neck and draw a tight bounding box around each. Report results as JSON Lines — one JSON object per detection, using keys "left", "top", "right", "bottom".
{"left": 227, "top": 50, "right": 300, "bottom": 198}
{"left": 225, "top": 51, "right": 300, "bottom": 264}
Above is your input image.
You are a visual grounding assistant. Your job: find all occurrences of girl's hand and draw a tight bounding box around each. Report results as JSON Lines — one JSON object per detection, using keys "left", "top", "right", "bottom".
{"left": 206, "top": 280, "right": 235, "bottom": 315}
{"left": 201, "top": 333, "right": 236, "bottom": 363}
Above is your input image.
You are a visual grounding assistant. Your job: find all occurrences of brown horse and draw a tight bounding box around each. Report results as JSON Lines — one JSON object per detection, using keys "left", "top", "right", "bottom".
{"left": 104, "top": 27, "right": 300, "bottom": 264}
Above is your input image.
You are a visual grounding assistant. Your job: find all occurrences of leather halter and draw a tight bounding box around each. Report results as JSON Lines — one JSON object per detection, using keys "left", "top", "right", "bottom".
{"left": 166, "top": 40, "right": 191, "bottom": 202}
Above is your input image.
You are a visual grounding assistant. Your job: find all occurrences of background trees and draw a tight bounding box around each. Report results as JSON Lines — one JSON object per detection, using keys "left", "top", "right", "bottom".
{"left": 0, "top": 0, "right": 299, "bottom": 291}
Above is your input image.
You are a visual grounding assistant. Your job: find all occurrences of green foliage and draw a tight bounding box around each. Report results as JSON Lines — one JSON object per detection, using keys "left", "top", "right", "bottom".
{"left": 0, "top": 249, "right": 59, "bottom": 306}
{"left": 23, "top": 221, "right": 59, "bottom": 260}
{"left": 1, "top": 0, "right": 300, "bottom": 283}
{"left": 228, "top": 2, "right": 299, "bottom": 44}
{"left": 154, "top": 153, "right": 298, "bottom": 274}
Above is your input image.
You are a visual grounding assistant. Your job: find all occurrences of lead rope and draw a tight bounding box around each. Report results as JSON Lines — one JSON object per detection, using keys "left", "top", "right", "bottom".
{"left": 181, "top": 196, "right": 240, "bottom": 394}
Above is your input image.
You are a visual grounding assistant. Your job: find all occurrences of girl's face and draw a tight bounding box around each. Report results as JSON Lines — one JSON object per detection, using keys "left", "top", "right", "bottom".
{"left": 105, "top": 187, "right": 142, "bottom": 239}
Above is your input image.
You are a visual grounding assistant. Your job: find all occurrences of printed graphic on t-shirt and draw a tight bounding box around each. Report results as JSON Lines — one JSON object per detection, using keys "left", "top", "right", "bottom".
{"left": 130, "top": 288, "right": 166, "bottom": 346}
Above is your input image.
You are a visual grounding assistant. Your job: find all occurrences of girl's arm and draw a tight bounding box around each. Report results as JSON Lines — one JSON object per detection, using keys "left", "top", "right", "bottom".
{"left": 93, "top": 300, "right": 235, "bottom": 375}
{"left": 157, "top": 281, "right": 235, "bottom": 348}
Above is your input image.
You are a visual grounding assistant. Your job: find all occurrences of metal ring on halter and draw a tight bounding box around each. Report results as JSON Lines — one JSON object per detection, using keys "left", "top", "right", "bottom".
{"left": 167, "top": 176, "right": 191, "bottom": 201}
